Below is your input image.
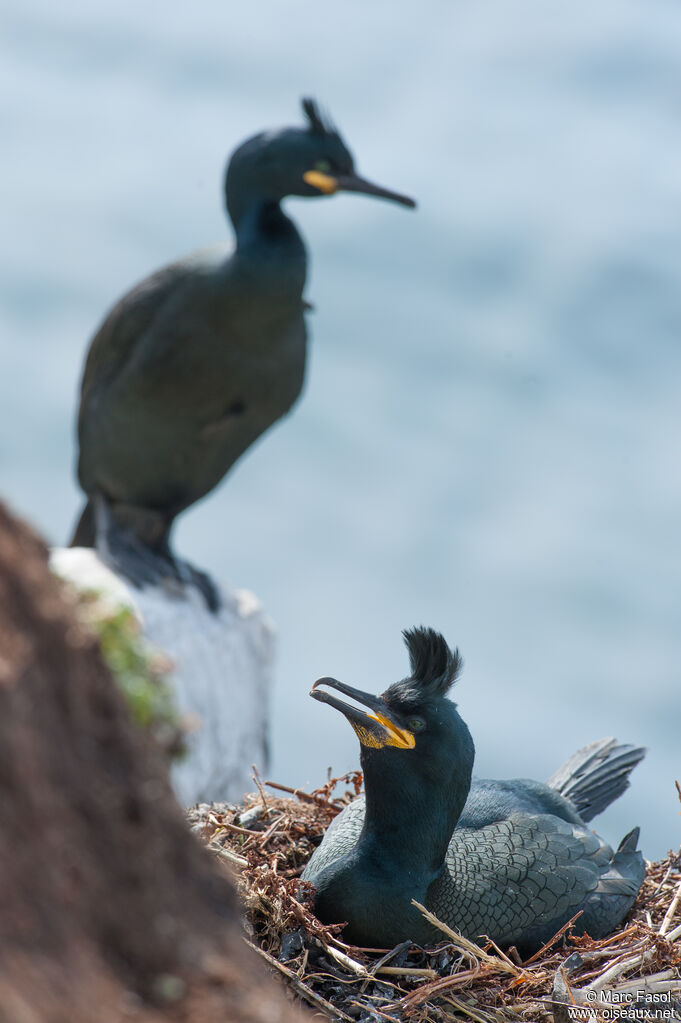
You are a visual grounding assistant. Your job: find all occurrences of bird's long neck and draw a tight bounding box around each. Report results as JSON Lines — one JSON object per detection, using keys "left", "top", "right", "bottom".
{"left": 229, "top": 195, "right": 297, "bottom": 246}
{"left": 311, "top": 746, "right": 473, "bottom": 949}
{"left": 361, "top": 755, "right": 472, "bottom": 882}
{"left": 228, "top": 197, "right": 307, "bottom": 299}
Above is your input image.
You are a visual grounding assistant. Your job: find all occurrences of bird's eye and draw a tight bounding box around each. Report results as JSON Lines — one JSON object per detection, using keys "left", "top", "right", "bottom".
{"left": 408, "top": 717, "right": 425, "bottom": 732}
{"left": 314, "top": 159, "right": 332, "bottom": 173}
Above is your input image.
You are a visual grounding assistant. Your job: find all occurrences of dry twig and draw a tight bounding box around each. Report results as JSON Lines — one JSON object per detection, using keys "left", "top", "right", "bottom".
{"left": 188, "top": 778, "right": 681, "bottom": 1023}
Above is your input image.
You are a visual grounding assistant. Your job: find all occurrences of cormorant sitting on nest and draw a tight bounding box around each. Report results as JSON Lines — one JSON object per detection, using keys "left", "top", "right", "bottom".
{"left": 303, "top": 627, "right": 645, "bottom": 954}
{"left": 71, "top": 99, "right": 415, "bottom": 610}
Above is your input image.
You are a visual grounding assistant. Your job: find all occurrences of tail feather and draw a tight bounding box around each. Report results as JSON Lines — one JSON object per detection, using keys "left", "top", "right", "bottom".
{"left": 617, "top": 826, "right": 640, "bottom": 853}
{"left": 595, "top": 828, "right": 645, "bottom": 903}
{"left": 70, "top": 499, "right": 95, "bottom": 547}
{"left": 547, "top": 737, "right": 646, "bottom": 823}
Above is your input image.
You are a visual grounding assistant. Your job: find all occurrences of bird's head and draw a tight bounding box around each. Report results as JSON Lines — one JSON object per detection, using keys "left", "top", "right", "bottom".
{"left": 226, "top": 98, "right": 416, "bottom": 215}
{"left": 310, "top": 627, "right": 474, "bottom": 798}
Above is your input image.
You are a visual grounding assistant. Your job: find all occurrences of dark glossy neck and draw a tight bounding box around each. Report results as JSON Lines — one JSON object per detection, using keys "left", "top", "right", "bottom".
{"left": 361, "top": 752, "right": 472, "bottom": 879}
{"left": 225, "top": 196, "right": 307, "bottom": 300}
{"left": 227, "top": 192, "right": 295, "bottom": 245}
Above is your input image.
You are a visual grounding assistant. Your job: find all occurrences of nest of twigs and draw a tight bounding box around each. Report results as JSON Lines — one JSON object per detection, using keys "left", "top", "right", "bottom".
{"left": 188, "top": 773, "right": 681, "bottom": 1022}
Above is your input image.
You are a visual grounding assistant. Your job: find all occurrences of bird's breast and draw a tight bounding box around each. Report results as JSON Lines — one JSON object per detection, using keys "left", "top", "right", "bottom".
{"left": 127, "top": 300, "right": 306, "bottom": 407}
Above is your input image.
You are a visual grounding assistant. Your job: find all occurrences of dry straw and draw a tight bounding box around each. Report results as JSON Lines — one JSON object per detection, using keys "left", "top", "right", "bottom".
{"left": 188, "top": 773, "right": 681, "bottom": 1022}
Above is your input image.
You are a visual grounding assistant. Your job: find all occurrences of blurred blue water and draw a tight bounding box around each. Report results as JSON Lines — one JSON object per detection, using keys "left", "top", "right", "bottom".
{"left": 2, "top": 0, "right": 679, "bottom": 857}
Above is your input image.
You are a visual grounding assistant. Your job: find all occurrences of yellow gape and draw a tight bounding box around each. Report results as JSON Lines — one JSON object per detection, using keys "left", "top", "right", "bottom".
{"left": 351, "top": 712, "right": 415, "bottom": 750}
{"left": 303, "top": 169, "right": 339, "bottom": 194}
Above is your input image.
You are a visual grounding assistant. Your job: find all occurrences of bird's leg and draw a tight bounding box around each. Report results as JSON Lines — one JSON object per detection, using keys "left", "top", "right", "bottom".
{"left": 92, "top": 494, "right": 184, "bottom": 592}
{"left": 92, "top": 496, "right": 222, "bottom": 612}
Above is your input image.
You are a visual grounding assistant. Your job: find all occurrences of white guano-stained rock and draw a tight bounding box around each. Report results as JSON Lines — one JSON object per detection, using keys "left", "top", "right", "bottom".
{"left": 50, "top": 547, "right": 273, "bottom": 806}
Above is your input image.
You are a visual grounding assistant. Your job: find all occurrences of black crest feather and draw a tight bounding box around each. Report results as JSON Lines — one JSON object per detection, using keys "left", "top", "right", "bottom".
{"left": 301, "top": 97, "right": 336, "bottom": 137}
{"left": 402, "top": 627, "right": 462, "bottom": 699}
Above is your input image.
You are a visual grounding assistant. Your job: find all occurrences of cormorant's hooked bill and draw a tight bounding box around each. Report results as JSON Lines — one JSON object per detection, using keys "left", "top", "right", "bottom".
{"left": 303, "top": 169, "right": 416, "bottom": 208}
{"left": 311, "top": 676, "right": 415, "bottom": 749}
{"left": 299, "top": 96, "right": 416, "bottom": 209}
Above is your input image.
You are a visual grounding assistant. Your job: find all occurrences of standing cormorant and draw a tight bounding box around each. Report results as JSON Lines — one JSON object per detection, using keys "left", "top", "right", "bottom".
{"left": 302, "top": 627, "right": 646, "bottom": 953}
{"left": 71, "top": 99, "right": 415, "bottom": 609}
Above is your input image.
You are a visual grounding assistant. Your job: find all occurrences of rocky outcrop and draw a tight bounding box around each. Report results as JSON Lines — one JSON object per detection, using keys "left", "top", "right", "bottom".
{"left": 0, "top": 502, "right": 304, "bottom": 1023}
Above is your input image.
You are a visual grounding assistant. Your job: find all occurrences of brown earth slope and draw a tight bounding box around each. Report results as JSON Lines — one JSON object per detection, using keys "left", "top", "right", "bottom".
{"left": 0, "top": 501, "right": 305, "bottom": 1023}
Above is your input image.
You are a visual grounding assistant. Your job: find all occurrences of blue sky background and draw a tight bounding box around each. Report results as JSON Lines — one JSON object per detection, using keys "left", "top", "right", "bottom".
{"left": 2, "top": 0, "right": 680, "bottom": 857}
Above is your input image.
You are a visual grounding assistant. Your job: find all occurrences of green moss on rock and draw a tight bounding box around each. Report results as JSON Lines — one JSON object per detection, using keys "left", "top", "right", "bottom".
{"left": 75, "top": 591, "right": 185, "bottom": 759}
